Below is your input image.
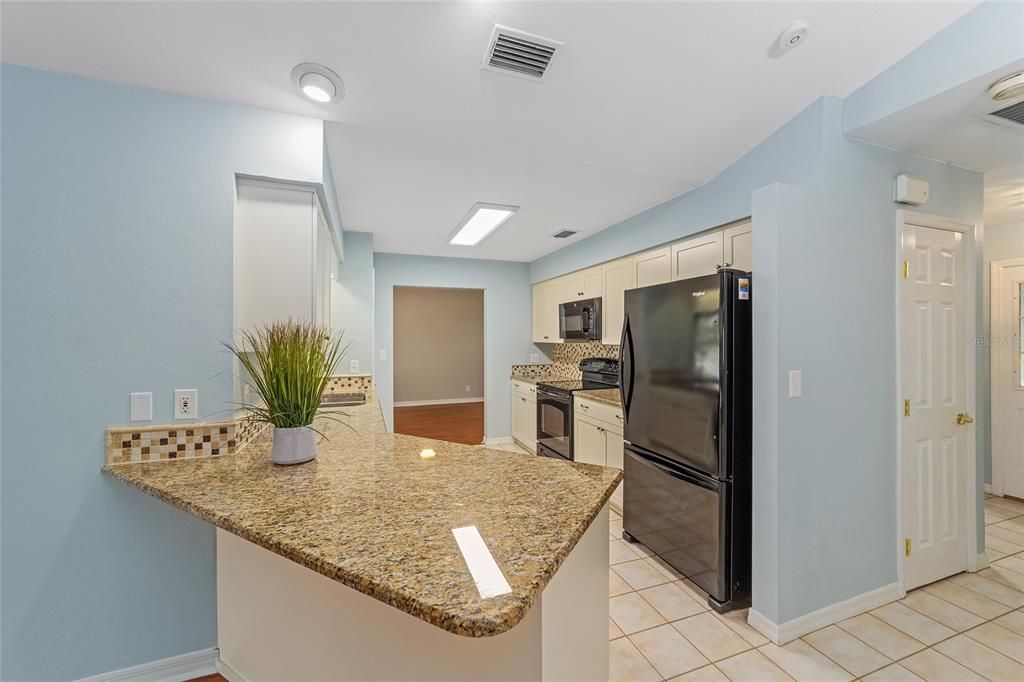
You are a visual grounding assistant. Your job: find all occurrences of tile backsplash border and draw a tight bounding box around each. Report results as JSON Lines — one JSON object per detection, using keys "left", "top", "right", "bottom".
{"left": 512, "top": 341, "right": 620, "bottom": 380}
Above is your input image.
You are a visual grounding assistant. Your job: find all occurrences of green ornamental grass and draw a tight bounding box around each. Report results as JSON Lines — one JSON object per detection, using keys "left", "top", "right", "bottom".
{"left": 225, "top": 320, "right": 349, "bottom": 430}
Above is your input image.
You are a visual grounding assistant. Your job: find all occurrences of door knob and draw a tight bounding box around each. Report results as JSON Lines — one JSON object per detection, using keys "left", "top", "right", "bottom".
{"left": 956, "top": 412, "right": 974, "bottom": 426}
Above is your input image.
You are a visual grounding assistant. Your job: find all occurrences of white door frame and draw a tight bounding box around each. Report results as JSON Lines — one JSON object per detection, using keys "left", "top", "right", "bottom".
{"left": 990, "top": 257, "right": 1024, "bottom": 498}
{"left": 894, "top": 210, "right": 981, "bottom": 591}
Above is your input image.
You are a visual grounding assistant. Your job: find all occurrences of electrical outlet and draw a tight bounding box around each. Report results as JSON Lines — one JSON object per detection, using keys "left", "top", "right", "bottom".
{"left": 350, "top": 359, "right": 360, "bottom": 373}
{"left": 529, "top": 353, "right": 539, "bottom": 363}
{"left": 465, "top": 384, "right": 471, "bottom": 393}
{"left": 175, "top": 389, "right": 198, "bottom": 419}
{"left": 378, "top": 349, "right": 386, "bottom": 361}
{"left": 130, "top": 392, "right": 153, "bottom": 422}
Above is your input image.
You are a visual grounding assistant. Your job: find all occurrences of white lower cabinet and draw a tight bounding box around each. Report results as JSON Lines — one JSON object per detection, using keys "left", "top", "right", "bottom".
{"left": 573, "top": 397, "right": 624, "bottom": 511}
{"left": 511, "top": 381, "right": 537, "bottom": 453}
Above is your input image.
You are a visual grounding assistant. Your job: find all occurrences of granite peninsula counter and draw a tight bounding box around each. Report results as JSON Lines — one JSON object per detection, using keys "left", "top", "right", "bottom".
{"left": 104, "top": 394, "right": 619, "bottom": 681}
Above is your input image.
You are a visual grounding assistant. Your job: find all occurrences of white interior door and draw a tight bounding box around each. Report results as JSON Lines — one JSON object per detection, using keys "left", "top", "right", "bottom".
{"left": 901, "top": 223, "right": 970, "bottom": 589}
{"left": 993, "top": 260, "right": 1024, "bottom": 498}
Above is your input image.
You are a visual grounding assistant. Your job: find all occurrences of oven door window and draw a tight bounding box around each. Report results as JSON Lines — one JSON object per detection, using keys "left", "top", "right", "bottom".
{"left": 537, "top": 397, "right": 570, "bottom": 456}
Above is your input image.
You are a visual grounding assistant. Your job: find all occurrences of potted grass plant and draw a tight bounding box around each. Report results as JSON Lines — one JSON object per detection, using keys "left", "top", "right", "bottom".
{"left": 226, "top": 320, "right": 347, "bottom": 465}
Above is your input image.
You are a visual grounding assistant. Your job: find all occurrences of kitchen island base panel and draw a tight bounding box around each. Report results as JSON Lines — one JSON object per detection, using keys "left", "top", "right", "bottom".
{"left": 215, "top": 506, "right": 609, "bottom": 682}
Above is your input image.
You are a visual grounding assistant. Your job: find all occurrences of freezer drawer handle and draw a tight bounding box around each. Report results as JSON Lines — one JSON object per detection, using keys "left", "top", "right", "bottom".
{"left": 630, "top": 450, "right": 718, "bottom": 492}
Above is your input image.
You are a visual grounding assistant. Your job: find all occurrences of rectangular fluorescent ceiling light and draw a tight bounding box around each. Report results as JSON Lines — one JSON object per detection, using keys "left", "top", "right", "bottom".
{"left": 448, "top": 203, "right": 518, "bottom": 246}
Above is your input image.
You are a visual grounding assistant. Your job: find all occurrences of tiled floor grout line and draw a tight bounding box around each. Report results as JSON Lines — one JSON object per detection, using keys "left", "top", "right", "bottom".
{"left": 609, "top": 498, "right": 1024, "bottom": 682}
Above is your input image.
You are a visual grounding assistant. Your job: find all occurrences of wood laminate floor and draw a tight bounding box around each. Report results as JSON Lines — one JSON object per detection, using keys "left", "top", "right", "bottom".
{"left": 393, "top": 401, "right": 485, "bottom": 445}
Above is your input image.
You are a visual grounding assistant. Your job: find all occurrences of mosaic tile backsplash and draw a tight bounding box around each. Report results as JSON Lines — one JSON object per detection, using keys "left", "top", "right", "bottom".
{"left": 106, "top": 422, "right": 238, "bottom": 465}
{"left": 512, "top": 341, "right": 620, "bottom": 380}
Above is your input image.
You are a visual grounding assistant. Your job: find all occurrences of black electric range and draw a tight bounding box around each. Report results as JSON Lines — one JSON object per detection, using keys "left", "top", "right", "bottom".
{"left": 536, "top": 357, "right": 619, "bottom": 461}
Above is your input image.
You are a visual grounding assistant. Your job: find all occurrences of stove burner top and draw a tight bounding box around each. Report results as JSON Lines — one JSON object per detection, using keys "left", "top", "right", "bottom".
{"left": 536, "top": 379, "right": 614, "bottom": 394}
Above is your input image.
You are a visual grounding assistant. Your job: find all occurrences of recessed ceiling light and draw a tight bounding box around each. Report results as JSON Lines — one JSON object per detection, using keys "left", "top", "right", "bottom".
{"left": 448, "top": 203, "right": 518, "bottom": 246}
{"left": 290, "top": 63, "right": 345, "bottom": 104}
{"left": 989, "top": 72, "right": 1024, "bottom": 102}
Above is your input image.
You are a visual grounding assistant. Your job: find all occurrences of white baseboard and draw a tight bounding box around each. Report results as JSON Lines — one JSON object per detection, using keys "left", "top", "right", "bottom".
{"left": 748, "top": 582, "right": 904, "bottom": 645}
{"left": 484, "top": 436, "right": 514, "bottom": 446}
{"left": 75, "top": 648, "right": 218, "bottom": 682}
{"left": 985, "top": 483, "right": 994, "bottom": 495}
{"left": 975, "top": 551, "right": 991, "bottom": 571}
{"left": 216, "top": 657, "right": 247, "bottom": 682}
{"left": 393, "top": 397, "right": 484, "bottom": 407}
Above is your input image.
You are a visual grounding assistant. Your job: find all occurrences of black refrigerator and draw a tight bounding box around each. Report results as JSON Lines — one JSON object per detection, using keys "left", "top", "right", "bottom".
{"left": 619, "top": 270, "right": 752, "bottom": 612}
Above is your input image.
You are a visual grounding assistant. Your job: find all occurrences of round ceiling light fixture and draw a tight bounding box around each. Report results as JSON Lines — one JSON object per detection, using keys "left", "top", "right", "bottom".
{"left": 777, "top": 20, "right": 810, "bottom": 52}
{"left": 291, "top": 63, "right": 345, "bottom": 104}
{"left": 988, "top": 72, "right": 1024, "bottom": 102}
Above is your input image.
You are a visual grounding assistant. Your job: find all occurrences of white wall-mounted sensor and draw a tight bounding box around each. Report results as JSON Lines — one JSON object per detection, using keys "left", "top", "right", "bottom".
{"left": 895, "top": 175, "right": 929, "bottom": 205}
{"left": 777, "top": 20, "right": 810, "bottom": 52}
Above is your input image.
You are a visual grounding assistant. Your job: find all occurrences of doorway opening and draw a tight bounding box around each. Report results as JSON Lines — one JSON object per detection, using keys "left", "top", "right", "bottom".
{"left": 392, "top": 286, "right": 485, "bottom": 445}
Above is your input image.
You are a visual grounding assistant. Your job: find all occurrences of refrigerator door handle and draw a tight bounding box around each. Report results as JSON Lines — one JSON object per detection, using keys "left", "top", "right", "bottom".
{"left": 619, "top": 314, "right": 635, "bottom": 420}
{"left": 628, "top": 447, "right": 719, "bottom": 492}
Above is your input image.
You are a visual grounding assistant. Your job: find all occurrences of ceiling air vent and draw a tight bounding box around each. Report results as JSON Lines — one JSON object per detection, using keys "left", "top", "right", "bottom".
{"left": 482, "top": 25, "right": 562, "bottom": 81}
{"left": 988, "top": 99, "right": 1024, "bottom": 127}
{"left": 552, "top": 229, "right": 577, "bottom": 239}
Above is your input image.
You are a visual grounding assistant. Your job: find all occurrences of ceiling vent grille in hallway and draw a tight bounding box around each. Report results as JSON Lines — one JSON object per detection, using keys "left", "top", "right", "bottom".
{"left": 987, "top": 100, "right": 1024, "bottom": 127}
{"left": 482, "top": 25, "right": 562, "bottom": 80}
{"left": 552, "top": 229, "right": 577, "bottom": 239}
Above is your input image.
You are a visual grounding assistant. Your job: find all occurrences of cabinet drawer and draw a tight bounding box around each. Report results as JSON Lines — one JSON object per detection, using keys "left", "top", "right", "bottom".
{"left": 512, "top": 380, "right": 537, "bottom": 399}
{"left": 574, "top": 396, "right": 623, "bottom": 430}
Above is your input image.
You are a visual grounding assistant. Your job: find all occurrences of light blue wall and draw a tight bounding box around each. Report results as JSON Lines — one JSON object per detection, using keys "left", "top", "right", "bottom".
{"left": 334, "top": 231, "right": 375, "bottom": 374}
{"left": 1, "top": 64, "right": 328, "bottom": 680}
{"left": 843, "top": 0, "right": 1024, "bottom": 134}
{"left": 529, "top": 98, "right": 826, "bottom": 283}
{"left": 373, "top": 253, "right": 534, "bottom": 439}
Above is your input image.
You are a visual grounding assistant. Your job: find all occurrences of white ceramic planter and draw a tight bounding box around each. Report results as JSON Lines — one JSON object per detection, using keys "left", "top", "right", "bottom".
{"left": 272, "top": 426, "right": 317, "bottom": 465}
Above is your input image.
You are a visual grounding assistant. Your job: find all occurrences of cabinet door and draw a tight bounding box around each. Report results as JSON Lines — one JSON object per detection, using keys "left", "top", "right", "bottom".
{"left": 602, "top": 259, "right": 636, "bottom": 345}
{"left": 634, "top": 247, "right": 671, "bottom": 288}
{"left": 531, "top": 284, "right": 545, "bottom": 343}
{"left": 671, "top": 231, "right": 724, "bottom": 281}
{"left": 574, "top": 416, "right": 607, "bottom": 467}
{"left": 512, "top": 392, "right": 531, "bottom": 446}
{"left": 561, "top": 272, "right": 585, "bottom": 303}
{"left": 723, "top": 221, "right": 752, "bottom": 271}
{"left": 563, "top": 267, "right": 603, "bottom": 302}
{"left": 605, "top": 427, "right": 624, "bottom": 509}
{"left": 539, "top": 280, "right": 562, "bottom": 342}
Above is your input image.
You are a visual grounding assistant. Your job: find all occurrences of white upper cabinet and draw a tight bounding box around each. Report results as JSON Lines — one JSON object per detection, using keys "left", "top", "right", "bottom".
{"left": 529, "top": 220, "right": 752, "bottom": 347}
{"left": 561, "top": 266, "right": 603, "bottom": 302}
{"left": 634, "top": 247, "right": 671, "bottom": 288}
{"left": 234, "top": 181, "right": 338, "bottom": 338}
{"left": 723, "top": 221, "right": 752, "bottom": 272}
{"left": 531, "top": 278, "right": 563, "bottom": 343}
{"left": 602, "top": 258, "right": 635, "bottom": 345}
{"left": 671, "top": 230, "right": 724, "bottom": 281}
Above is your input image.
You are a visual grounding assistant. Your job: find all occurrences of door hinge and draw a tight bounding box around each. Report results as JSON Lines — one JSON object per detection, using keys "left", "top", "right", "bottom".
{"left": 904, "top": 399, "right": 910, "bottom": 417}
{"left": 903, "top": 261, "right": 910, "bottom": 279}
{"left": 905, "top": 538, "right": 911, "bottom": 557}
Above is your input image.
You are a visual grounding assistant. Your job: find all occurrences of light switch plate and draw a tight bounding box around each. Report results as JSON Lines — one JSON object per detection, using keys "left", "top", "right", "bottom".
{"left": 788, "top": 370, "right": 802, "bottom": 398}
{"left": 378, "top": 349, "right": 386, "bottom": 361}
{"left": 130, "top": 392, "right": 153, "bottom": 422}
{"left": 350, "top": 359, "right": 360, "bottom": 373}
{"left": 174, "top": 389, "right": 198, "bottom": 420}
{"left": 529, "top": 353, "right": 540, "bottom": 363}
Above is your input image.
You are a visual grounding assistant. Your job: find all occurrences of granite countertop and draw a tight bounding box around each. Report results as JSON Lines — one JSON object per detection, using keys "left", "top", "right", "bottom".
{"left": 509, "top": 374, "right": 540, "bottom": 384}
{"left": 577, "top": 388, "right": 622, "bottom": 408}
{"left": 103, "top": 397, "right": 621, "bottom": 638}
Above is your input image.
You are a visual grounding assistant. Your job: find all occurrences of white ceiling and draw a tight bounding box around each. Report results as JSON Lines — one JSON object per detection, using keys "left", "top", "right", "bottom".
{"left": 846, "top": 59, "right": 1024, "bottom": 227}
{"left": 2, "top": 1, "right": 979, "bottom": 261}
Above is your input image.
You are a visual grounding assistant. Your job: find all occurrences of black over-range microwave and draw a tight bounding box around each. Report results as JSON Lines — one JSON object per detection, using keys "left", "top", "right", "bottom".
{"left": 558, "top": 297, "right": 602, "bottom": 341}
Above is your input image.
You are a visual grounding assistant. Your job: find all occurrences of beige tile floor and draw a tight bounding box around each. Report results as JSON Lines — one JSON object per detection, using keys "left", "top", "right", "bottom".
{"left": 608, "top": 495, "right": 1024, "bottom": 681}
